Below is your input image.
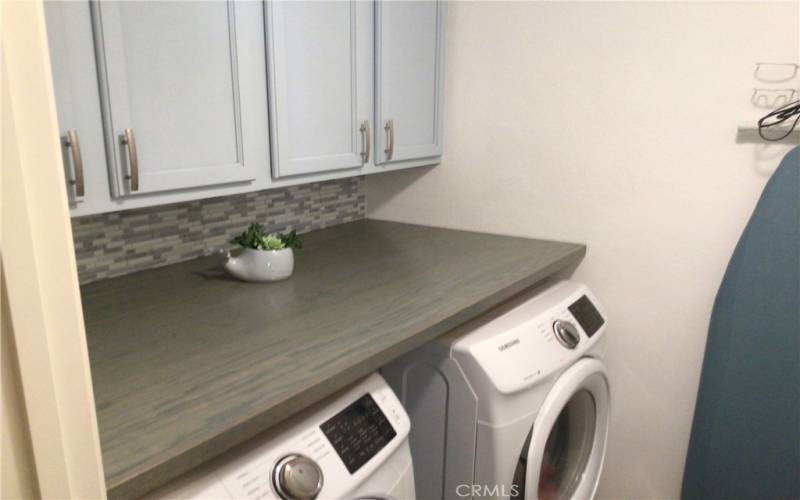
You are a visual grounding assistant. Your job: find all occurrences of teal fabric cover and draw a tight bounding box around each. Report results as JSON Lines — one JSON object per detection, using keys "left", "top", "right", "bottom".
{"left": 682, "top": 147, "right": 799, "bottom": 500}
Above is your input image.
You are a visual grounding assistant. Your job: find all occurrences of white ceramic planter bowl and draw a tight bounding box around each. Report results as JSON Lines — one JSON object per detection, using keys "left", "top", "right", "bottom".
{"left": 224, "top": 247, "right": 294, "bottom": 282}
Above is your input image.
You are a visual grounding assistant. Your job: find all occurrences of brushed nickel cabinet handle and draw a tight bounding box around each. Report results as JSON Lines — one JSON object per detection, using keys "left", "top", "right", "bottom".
{"left": 384, "top": 119, "right": 394, "bottom": 161}
{"left": 65, "top": 129, "right": 85, "bottom": 198}
{"left": 121, "top": 128, "right": 139, "bottom": 192}
{"left": 360, "top": 120, "right": 371, "bottom": 163}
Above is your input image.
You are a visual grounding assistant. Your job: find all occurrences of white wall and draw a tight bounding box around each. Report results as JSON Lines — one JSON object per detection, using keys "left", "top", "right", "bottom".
{"left": 366, "top": 2, "right": 799, "bottom": 498}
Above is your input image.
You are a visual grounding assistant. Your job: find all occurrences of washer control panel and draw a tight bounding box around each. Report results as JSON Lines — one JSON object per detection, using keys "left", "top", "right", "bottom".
{"left": 461, "top": 281, "right": 607, "bottom": 394}
{"left": 568, "top": 294, "right": 605, "bottom": 337}
{"left": 553, "top": 320, "right": 580, "bottom": 349}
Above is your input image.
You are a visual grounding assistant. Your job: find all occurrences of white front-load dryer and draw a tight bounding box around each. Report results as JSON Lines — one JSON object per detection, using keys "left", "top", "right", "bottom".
{"left": 147, "top": 373, "right": 415, "bottom": 500}
{"left": 382, "top": 281, "right": 610, "bottom": 500}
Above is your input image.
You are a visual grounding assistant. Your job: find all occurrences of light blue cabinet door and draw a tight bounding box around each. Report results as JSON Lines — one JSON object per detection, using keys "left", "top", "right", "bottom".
{"left": 375, "top": 0, "right": 445, "bottom": 165}
{"left": 265, "top": 1, "right": 371, "bottom": 178}
{"left": 92, "top": 1, "right": 257, "bottom": 196}
{"left": 44, "top": 0, "right": 111, "bottom": 213}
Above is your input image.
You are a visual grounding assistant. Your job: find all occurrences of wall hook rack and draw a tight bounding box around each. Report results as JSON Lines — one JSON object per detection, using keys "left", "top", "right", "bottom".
{"left": 751, "top": 88, "right": 798, "bottom": 108}
{"left": 754, "top": 62, "right": 799, "bottom": 83}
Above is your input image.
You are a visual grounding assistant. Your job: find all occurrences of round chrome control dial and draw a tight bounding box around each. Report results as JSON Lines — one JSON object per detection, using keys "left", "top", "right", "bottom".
{"left": 553, "top": 320, "right": 580, "bottom": 349}
{"left": 272, "top": 454, "right": 323, "bottom": 500}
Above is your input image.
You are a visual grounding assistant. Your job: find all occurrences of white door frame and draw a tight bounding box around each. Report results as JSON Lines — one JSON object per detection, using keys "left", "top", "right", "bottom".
{"left": 2, "top": 1, "right": 106, "bottom": 497}
{"left": 523, "top": 358, "right": 610, "bottom": 500}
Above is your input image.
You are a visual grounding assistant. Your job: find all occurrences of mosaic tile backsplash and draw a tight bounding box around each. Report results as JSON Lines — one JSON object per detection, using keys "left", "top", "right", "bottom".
{"left": 71, "top": 177, "right": 365, "bottom": 284}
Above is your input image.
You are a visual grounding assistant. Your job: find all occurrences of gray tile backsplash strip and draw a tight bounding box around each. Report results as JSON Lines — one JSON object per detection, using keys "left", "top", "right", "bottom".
{"left": 72, "top": 177, "right": 366, "bottom": 284}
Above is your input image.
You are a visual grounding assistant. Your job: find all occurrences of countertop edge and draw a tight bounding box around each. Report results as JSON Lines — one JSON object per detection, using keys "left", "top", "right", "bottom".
{"left": 105, "top": 242, "right": 587, "bottom": 498}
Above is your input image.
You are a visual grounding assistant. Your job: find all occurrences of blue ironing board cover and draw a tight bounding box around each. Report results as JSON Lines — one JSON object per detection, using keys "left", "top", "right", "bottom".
{"left": 682, "top": 146, "right": 799, "bottom": 499}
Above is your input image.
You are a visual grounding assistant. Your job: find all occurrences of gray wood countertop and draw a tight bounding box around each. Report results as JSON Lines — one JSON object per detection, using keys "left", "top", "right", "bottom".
{"left": 80, "top": 220, "right": 585, "bottom": 498}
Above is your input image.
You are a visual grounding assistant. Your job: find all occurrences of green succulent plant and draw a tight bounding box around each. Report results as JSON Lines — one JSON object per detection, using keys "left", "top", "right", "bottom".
{"left": 261, "top": 234, "right": 285, "bottom": 250}
{"left": 230, "top": 223, "right": 302, "bottom": 251}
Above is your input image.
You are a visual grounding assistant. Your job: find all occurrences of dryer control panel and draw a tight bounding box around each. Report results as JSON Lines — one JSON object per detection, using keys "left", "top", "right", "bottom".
{"left": 147, "top": 374, "right": 411, "bottom": 500}
{"left": 456, "top": 281, "right": 608, "bottom": 395}
{"left": 320, "top": 393, "right": 398, "bottom": 474}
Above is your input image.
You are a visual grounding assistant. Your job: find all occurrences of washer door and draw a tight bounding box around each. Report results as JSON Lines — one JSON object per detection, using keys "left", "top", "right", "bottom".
{"left": 511, "top": 358, "right": 610, "bottom": 500}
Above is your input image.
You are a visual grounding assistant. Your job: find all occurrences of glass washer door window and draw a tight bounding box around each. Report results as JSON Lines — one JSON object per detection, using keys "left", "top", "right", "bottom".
{"left": 511, "top": 359, "right": 610, "bottom": 500}
{"left": 538, "top": 390, "right": 596, "bottom": 500}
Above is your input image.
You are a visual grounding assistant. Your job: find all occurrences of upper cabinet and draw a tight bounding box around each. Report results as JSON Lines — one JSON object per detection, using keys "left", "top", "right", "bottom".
{"left": 44, "top": 0, "right": 444, "bottom": 216}
{"left": 45, "top": 1, "right": 109, "bottom": 208}
{"left": 375, "top": 1, "right": 445, "bottom": 167}
{"left": 265, "top": 1, "right": 373, "bottom": 178}
{"left": 267, "top": 0, "right": 444, "bottom": 177}
{"left": 45, "top": 1, "right": 270, "bottom": 216}
{"left": 92, "top": 1, "right": 258, "bottom": 195}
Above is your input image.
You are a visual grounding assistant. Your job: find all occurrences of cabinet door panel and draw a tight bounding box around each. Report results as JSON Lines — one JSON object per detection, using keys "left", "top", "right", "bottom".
{"left": 93, "top": 1, "right": 253, "bottom": 195}
{"left": 376, "top": 0, "right": 444, "bottom": 165}
{"left": 266, "top": 1, "right": 367, "bottom": 178}
{"left": 45, "top": 1, "right": 111, "bottom": 212}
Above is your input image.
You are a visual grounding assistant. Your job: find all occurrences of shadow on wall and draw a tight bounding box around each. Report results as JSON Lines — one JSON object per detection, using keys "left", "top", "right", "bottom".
{"left": 367, "top": 165, "right": 436, "bottom": 216}
{"left": 734, "top": 135, "right": 800, "bottom": 177}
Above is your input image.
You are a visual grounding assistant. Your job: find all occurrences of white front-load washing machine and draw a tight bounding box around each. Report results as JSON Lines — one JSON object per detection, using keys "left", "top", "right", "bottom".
{"left": 148, "top": 373, "right": 415, "bottom": 500}
{"left": 383, "top": 281, "right": 610, "bottom": 500}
